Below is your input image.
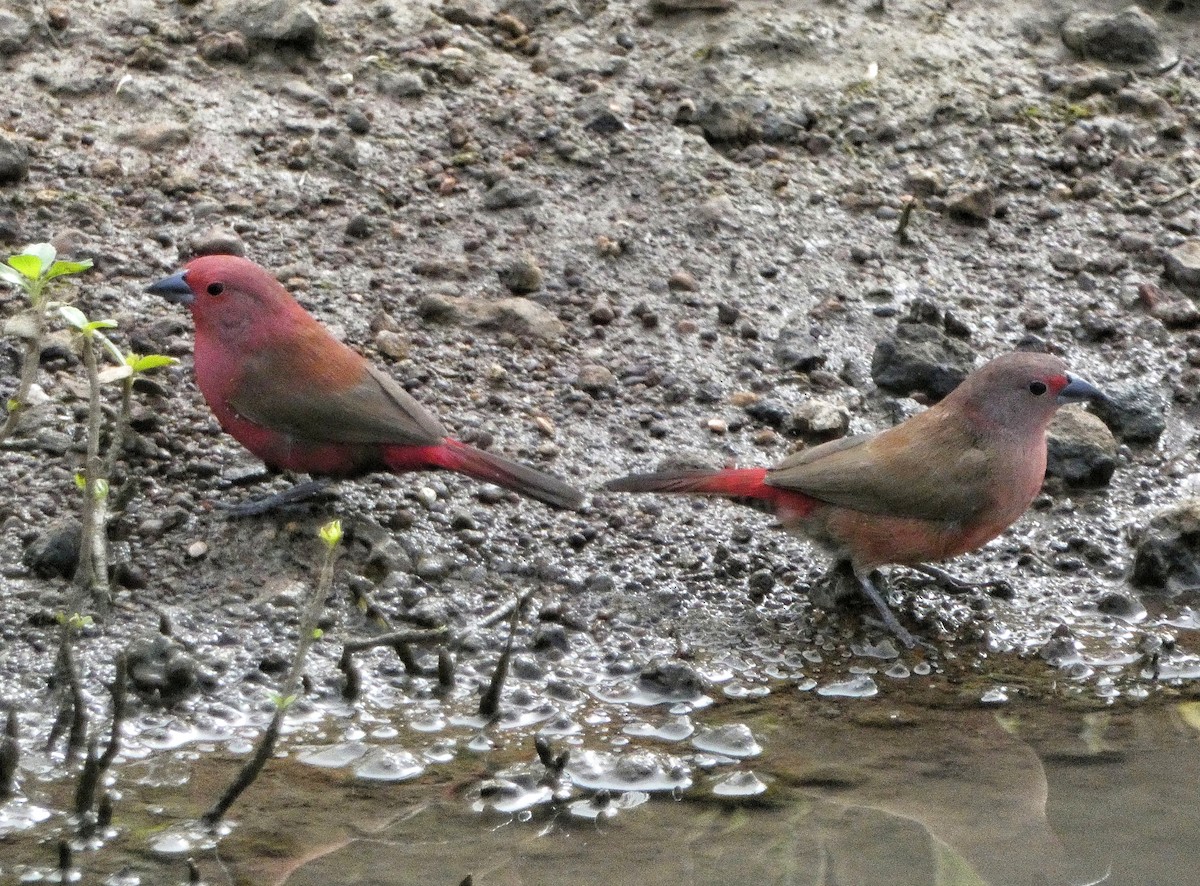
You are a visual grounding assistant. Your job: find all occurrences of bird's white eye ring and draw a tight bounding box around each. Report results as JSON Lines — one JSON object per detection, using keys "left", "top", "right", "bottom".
{"left": 207, "top": 282, "right": 225, "bottom": 296}
{"left": 1029, "top": 381, "right": 1047, "bottom": 395}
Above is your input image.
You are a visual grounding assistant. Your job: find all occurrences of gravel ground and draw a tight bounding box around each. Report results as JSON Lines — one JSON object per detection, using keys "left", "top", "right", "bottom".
{"left": 3, "top": 0, "right": 1200, "bottom": 791}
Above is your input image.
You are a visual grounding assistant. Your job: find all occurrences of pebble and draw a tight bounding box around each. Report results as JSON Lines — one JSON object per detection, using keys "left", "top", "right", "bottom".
{"left": 1164, "top": 239, "right": 1200, "bottom": 291}
{"left": 1045, "top": 409, "right": 1117, "bottom": 486}
{"left": 377, "top": 70, "right": 425, "bottom": 99}
{"left": 189, "top": 226, "right": 245, "bottom": 257}
{"left": 788, "top": 398, "right": 849, "bottom": 441}
{"left": 1061, "top": 6, "right": 1167, "bottom": 67}
{"left": 668, "top": 269, "right": 698, "bottom": 291}
{"left": 207, "top": 0, "right": 323, "bottom": 50}
{"left": 197, "top": 31, "right": 250, "bottom": 63}
{"left": 118, "top": 122, "right": 191, "bottom": 151}
{"left": 187, "top": 540, "right": 209, "bottom": 559}
{"left": 0, "top": 135, "right": 29, "bottom": 185}
{"left": 1088, "top": 382, "right": 1166, "bottom": 444}
{"left": 126, "top": 635, "right": 210, "bottom": 706}
{"left": 1130, "top": 498, "right": 1200, "bottom": 598}
{"left": 576, "top": 364, "right": 616, "bottom": 395}
{"left": 345, "top": 214, "right": 372, "bottom": 239}
{"left": 870, "top": 321, "right": 974, "bottom": 401}
{"left": 0, "top": 10, "right": 32, "bottom": 55}
{"left": 945, "top": 184, "right": 995, "bottom": 222}
{"left": 497, "top": 255, "right": 544, "bottom": 293}
{"left": 482, "top": 179, "right": 543, "bottom": 210}
{"left": 22, "top": 518, "right": 82, "bottom": 579}
{"left": 438, "top": 1, "right": 492, "bottom": 26}
{"left": 716, "top": 302, "right": 740, "bottom": 325}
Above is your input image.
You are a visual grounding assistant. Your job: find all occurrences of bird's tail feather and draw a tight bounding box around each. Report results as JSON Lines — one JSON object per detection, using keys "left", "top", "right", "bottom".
{"left": 605, "top": 467, "right": 814, "bottom": 519}
{"left": 428, "top": 439, "right": 583, "bottom": 510}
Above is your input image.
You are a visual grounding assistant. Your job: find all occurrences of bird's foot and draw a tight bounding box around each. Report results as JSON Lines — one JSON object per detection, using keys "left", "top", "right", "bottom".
{"left": 855, "top": 571, "right": 920, "bottom": 650}
{"left": 907, "top": 564, "right": 1013, "bottom": 598}
{"left": 216, "top": 478, "right": 336, "bottom": 517}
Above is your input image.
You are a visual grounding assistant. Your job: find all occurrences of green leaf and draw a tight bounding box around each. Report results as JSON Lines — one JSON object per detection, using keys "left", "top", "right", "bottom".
{"left": 82, "top": 319, "right": 117, "bottom": 332}
{"left": 92, "top": 478, "right": 110, "bottom": 501}
{"left": 130, "top": 354, "right": 178, "bottom": 372}
{"left": 7, "top": 254, "right": 42, "bottom": 280}
{"left": 311, "top": 628, "right": 324, "bottom": 639}
{"left": 0, "top": 264, "right": 25, "bottom": 287}
{"left": 58, "top": 304, "right": 89, "bottom": 329}
{"left": 44, "top": 259, "right": 93, "bottom": 280}
{"left": 74, "top": 472, "right": 87, "bottom": 490}
{"left": 25, "top": 243, "right": 56, "bottom": 274}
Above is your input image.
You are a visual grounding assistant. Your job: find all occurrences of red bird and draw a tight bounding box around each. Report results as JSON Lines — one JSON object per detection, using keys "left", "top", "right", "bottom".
{"left": 605, "top": 352, "right": 1105, "bottom": 646}
{"left": 148, "top": 255, "right": 582, "bottom": 511}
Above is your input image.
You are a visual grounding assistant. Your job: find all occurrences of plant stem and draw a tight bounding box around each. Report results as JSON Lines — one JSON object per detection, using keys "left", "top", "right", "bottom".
{"left": 0, "top": 278, "right": 47, "bottom": 445}
{"left": 75, "top": 334, "right": 110, "bottom": 607}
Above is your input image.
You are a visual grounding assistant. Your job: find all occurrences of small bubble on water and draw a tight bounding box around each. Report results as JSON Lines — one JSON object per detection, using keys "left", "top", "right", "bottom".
{"left": 299, "top": 741, "right": 369, "bottom": 769}
{"left": 912, "top": 662, "right": 932, "bottom": 676}
{"left": 795, "top": 678, "right": 818, "bottom": 692}
{"left": 980, "top": 687, "right": 1008, "bottom": 704}
{"left": 884, "top": 662, "right": 910, "bottom": 679}
{"left": 354, "top": 747, "right": 425, "bottom": 782}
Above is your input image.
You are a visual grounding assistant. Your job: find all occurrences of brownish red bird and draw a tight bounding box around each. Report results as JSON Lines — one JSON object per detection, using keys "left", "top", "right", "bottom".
{"left": 148, "top": 255, "right": 582, "bottom": 512}
{"left": 605, "top": 352, "right": 1105, "bottom": 647}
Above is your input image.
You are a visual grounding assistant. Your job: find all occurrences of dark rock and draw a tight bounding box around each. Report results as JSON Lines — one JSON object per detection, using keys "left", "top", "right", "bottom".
{"left": 1131, "top": 498, "right": 1200, "bottom": 598}
{"left": 1089, "top": 382, "right": 1166, "bottom": 444}
{"left": 0, "top": 135, "right": 30, "bottom": 186}
{"left": 22, "top": 519, "right": 82, "bottom": 579}
{"left": 345, "top": 214, "right": 372, "bottom": 239}
{"left": 482, "top": 179, "right": 543, "bottom": 210}
{"left": 1061, "top": 5, "right": 1166, "bottom": 66}
{"left": 945, "top": 184, "right": 995, "bottom": 223}
{"left": 207, "top": 0, "right": 323, "bottom": 51}
{"left": 497, "top": 255, "right": 544, "bottom": 293}
{"left": 744, "top": 400, "right": 789, "bottom": 428}
{"left": 870, "top": 322, "right": 975, "bottom": 401}
{"left": 377, "top": 70, "right": 425, "bottom": 99}
{"left": 773, "top": 321, "right": 827, "bottom": 372}
{"left": 1046, "top": 409, "right": 1118, "bottom": 486}
{"left": 126, "top": 635, "right": 210, "bottom": 706}
{"left": 637, "top": 659, "right": 704, "bottom": 700}
{"left": 0, "top": 10, "right": 33, "bottom": 56}
{"left": 197, "top": 31, "right": 251, "bottom": 63}
{"left": 438, "top": 0, "right": 493, "bottom": 26}
{"left": 1164, "top": 239, "right": 1200, "bottom": 291}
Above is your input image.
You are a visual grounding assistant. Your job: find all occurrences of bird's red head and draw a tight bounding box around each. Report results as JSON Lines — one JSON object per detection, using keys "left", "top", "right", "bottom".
{"left": 147, "top": 254, "right": 308, "bottom": 345}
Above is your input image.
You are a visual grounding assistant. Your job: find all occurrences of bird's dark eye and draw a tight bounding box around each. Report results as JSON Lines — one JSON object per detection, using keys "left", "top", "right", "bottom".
{"left": 1029, "top": 381, "right": 1047, "bottom": 396}
{"left": 206, "top": 282, "right": 225, "bottom": 296}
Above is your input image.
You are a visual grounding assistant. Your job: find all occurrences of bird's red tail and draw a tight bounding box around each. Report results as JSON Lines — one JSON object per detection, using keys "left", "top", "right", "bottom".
{"left": 408, "top": 439, "right": 583, "bottom": 510}
{"left": 605, "top": 467, "right": 816, "bottom": 519}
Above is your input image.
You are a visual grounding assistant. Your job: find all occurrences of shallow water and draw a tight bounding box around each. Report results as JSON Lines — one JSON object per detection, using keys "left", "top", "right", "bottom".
{"left": 4, "top": 690, "right": 1199, "bottom": 886}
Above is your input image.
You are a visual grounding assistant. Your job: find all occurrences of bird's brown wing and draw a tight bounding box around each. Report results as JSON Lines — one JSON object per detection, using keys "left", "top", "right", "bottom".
{"left": 228, "top": 337, "right": 448, "bottom": 446}
{"left": 765, "top": 411, "right": 990, "bottom": 523}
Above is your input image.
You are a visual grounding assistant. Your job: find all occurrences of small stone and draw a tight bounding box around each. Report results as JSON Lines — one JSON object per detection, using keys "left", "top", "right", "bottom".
{"left": 345, "top": 214, "right": 372, "bottom": 239}
{"left": 1088, "top": 382, "right": 1166, "bottom": 444}
{"left": 497, "top": 255, "right": 544, "bottom": 294}
{"left": 1130, "top": 498, "right": 1200, "bottom": 598}
{"left": 903, "top": 168, "right": 944, "bottom": 197}
{"left": 197, "top": 31, "right": 250, "bottom": 63}
{"left": 716, "top": 302, "right": 740, "bottom": 325}
{"left": 787, "top": 398, "right": 850, "bottom": 442}
{"left": 638, "top": 659, "right": 704, "bottom": 699}
{"left": 1045, "top": 409, "right": 1118, "bottom": 486}
{"left": 127, "top": 635, "right": 209, "bottom": 706}
{"left": 118, "top": 122, "right": 191, "bottom": 152}
{"left": 207, "top": 0, "right": 323, "bottom": 50}
{"left": 374, "top": 329, "right": 408, "bottom": 360}
{"left": 1164, "top": 239, "right": 1200, "bottom": 291}
{"left": 187, "top": 541, "right": 209, "bottom": 559}
{"left": 706, "top": 418, "right": 728, "bottom": 434}
{"left": 482, "top": 179, "right": 542, "bottom": 210}
{"left": 22, "top": 519, "right": 82, "bottom": 579}
{"left": 46, "top": 6, "right": 70, "bottom": 30}
{"left": 945, "top": 184, "right": 995, "bottom": 223}
{"left": 0, "top": 135, "right": 30, "bottom": 185}
{"left": 588, "top": 298, "right": 616, "bottom": 325}
{"left": 0, "top": 10, "right": 33, "bottom": 55}
{"left": 668, "top": 269, "right": 698, "bottom": 291}
{"left": 576, "top": 364, "right": 616, "bottom": 395}
{"left": 189, "top": 226, "right": 245, "bottom": 257}
{"left": 415, "top": 553, "right": 450, "bottom": 581}
{"left": 346, "top": 109, "right": 371, "bottom": 134}
{"left": 438, "top": 0, "right": 492, "bottom": 26}
{"left": 377, "top": 70, "right": 425, "bottom": 99}
{"left": 1061, "top": 5, "right": 1167, "bottom": 67}
{"left": 870, "top": 322, "right": 974, "bottom": 401}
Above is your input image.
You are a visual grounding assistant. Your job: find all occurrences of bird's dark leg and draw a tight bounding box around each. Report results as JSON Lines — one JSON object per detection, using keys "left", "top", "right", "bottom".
{"left": 217, "top": 478, "right": 336, "bottom": 517}
{"left": 908, "top": 563, "right": 1012, "bottom": 597}
{"left": 854, "top": 569, "right": 918, "bottom": 650}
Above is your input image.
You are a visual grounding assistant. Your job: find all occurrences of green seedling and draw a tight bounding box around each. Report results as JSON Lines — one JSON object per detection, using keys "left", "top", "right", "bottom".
{"left": 0, "top": 243, "right": 92, "bottom": 443}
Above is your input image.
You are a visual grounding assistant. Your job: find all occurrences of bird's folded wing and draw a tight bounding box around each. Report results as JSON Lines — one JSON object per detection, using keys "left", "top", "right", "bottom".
{"left": 765, "top": 417, "right": 989, "bottom": 523}
{"left": 229, "top": 354, "right": 449, "bottom": 446}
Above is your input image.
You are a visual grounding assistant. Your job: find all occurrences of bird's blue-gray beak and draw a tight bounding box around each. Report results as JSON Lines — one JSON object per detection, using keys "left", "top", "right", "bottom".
{"left": 146, "top": 271, "right": 193, "bottom": 306}
{"left": 1057, "top": 372, "right": 1105, "bottom": 404}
